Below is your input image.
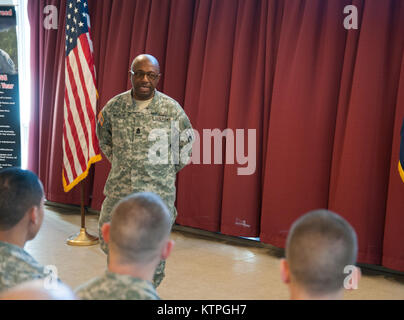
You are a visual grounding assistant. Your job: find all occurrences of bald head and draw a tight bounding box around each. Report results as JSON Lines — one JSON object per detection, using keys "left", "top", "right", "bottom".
{"left": 109, "top": 192, "right": 172, "bottom": 264}
{"left": 285, "top": 209, "right": 358, "bottom": 296}
{"left": 131, "top": 54, "right": 160, "bottom": 74}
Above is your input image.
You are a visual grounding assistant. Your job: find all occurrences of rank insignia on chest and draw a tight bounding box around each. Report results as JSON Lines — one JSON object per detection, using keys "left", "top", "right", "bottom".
{"left": 136, "top": 128, "right": 141, "bottom": 135}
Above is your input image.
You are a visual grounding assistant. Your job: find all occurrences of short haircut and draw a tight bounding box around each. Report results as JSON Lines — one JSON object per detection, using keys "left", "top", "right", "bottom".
{"left": 109, "top": 192, "right": 171, "bottom": 264}
{"left": 285, "top": 209, "right": 358, "bottom": 295}
{"left": 0, "top": 168, "right": 44, "bottom": 230}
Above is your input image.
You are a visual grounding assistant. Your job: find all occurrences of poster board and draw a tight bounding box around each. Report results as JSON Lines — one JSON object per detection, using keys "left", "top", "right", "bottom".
{"left": 0, "top": 5, "right": 20, "bottom": 169}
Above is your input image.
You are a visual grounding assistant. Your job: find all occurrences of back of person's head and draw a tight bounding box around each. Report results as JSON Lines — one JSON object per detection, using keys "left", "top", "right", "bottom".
{"left": 107, "top": 192, "right": 172, "bottom": 265}
{"left": 0, "top": 168, "right": 44, "bottom": 232}
{"left": 0, "top": 279, "right": 76, "bottom": 300}
{"left": 282, "top": 209, "right": 358, "bottom": 298}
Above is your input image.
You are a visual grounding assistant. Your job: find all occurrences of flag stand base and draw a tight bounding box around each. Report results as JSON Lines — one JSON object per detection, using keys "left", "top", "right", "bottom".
{"left": 67, "top": 228, "right": 99, "bottom": 246}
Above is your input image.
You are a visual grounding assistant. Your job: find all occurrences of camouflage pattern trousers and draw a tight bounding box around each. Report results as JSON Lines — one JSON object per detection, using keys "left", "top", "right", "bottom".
{"left": 98, "top": 196, "right": 166, "bottom": 288}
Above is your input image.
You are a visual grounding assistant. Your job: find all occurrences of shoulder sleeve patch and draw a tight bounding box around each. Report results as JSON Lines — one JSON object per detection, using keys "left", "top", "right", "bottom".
{"left": 98, "top": 111, "right": 104, "bottom": 126}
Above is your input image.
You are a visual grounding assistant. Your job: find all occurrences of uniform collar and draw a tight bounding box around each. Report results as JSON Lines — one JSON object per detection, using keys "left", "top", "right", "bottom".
{"left": 127, "top": 89, "right": 160, "bottom": 113}
{"left": 0, "top": 240, "right": 38, "bottom": 263}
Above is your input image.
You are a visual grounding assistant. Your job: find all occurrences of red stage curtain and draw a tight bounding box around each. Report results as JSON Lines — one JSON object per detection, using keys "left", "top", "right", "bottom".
{"left": 28, "top": 0, "right": 404, "bottom": 271}
{"left": 28, "top": 0, "right": 90, "bottom": 205}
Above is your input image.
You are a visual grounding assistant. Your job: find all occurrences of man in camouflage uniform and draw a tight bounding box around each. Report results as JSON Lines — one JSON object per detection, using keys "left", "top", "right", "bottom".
{"left": 75, "top": 192, "right": 174, "bottom": 300}
{"left": 96, "top": 54, "right": 194, "bottom": 287}
{"left": 0, "top": 168, "right": 48, "bottom": 291}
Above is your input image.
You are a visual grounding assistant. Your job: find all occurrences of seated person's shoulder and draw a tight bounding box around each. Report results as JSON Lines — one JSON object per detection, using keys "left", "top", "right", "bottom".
{"left": 75, "top": 272, "right": 159, "bottom": 300}
{"left": 0, "top": 242, "right": 48, "bottom": 291}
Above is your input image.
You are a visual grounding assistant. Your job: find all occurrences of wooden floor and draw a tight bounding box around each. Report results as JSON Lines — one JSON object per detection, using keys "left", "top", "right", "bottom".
{"left": 23, "top": 205, "right": 404, "bottom": 300}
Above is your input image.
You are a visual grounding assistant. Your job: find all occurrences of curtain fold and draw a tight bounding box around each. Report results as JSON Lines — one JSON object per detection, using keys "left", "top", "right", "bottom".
{"left": 260, "top": 0, "right": 351, "bottom": 246}
{"left": 28, "top": 0, "right": 404, "bottom": 271}
{"left": 28, "top": 0, "right": 91, "bottom": 205}
{"left": 328, "top": 0, "right": 404, "bottom": 265}
{"left": 177, "top": 0, "right": 240, "bottom": 231}
{"left": 383, "top": 51, "right": 404, "bottom": 270}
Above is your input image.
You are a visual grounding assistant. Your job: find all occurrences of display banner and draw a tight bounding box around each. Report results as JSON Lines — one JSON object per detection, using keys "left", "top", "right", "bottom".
{"left": 0, "top": 5, "right": 20, "bottom": 169}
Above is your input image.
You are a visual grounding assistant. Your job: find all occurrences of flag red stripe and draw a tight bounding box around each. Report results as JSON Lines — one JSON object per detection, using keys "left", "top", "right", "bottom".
{"left": 63, "top": 89, "right": 77, "bottom": 176}
{"left": 75, "top": 36, "right": 97, "bottom": 149}
{"left": 71, "top": 48, "right": 92, "bottom": 153}
{"left": 64, "top": 65, "right": 87, "bottom": 173}
{"left": 62, "top": 161, "right": 70, "bottom": 187}
{"left": 79, "top": 34, "right": 97, "bottom": 90}
{"left": 66, "top": 54, "right": 90, "bottom": 164}
{"left": 78, "top": 35, "right": 100, "bottom": 154}
{"left": 77, "top": 35, "right": 96, "bottom": 115}
{"left": 63, "top": 95, "right": 78, "bottom": 180}
{"left": 64, "top": 90, "right": 85, "bottom": 175}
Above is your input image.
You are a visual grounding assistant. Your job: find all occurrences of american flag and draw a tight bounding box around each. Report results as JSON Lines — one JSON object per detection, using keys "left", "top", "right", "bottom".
{"left": 63, "top": 0, "right": 101, "bottom": 192}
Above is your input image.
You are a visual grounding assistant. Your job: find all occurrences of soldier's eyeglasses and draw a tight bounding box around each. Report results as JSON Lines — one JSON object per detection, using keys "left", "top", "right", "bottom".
{"left": 129, "top": 70, "right": 159, "bottom": 81}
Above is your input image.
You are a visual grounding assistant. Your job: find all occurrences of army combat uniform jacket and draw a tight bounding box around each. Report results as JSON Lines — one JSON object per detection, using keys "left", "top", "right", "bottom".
{"left": 96, "top": 89, "right": 194, "bottom": 221}
{"left": 0, "top": 241, "right": 47, "bottom": 291}
{"left": 75, "top": 271, "right": 160, "bottom": 300}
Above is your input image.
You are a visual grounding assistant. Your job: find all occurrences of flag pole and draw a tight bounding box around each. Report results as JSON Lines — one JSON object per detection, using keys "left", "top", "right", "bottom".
{"left": 81, "top": 181, "right": 86, "bottom": 228}
{"left": 66, "top": 180, "right": 99, "bottom": 246}
{"left": 64, "top": 0, "right": 101, "bottom": 246}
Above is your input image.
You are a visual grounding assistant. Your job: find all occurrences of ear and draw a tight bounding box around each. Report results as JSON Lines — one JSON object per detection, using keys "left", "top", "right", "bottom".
{"left": 101, "top": 223, "right": 111, "bottom": 244}
{"left": 28, "top": 206, "right": 39, "bottom": 226}
{"left": 160, "top": 239, "right": 175, "bottom": 260}
{"left": 155, "top": 73, "right": 162, "bottom": 85}
{"left": 280, "top": 258, "right": 291, "bottom": 284}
